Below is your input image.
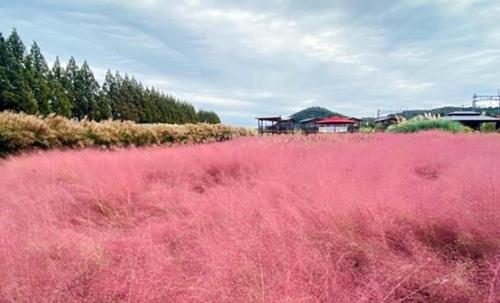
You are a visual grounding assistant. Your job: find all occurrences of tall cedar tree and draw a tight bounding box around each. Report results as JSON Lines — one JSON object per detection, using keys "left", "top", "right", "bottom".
{"left": 0, "top": 33, "right": 8, "bottom": 110}
{"left": 26, "top": 42, "right": 51, "bottom": 115}
{"left": 49, "top": 57, "right": 72, "bottom": 117}
{"left": 101, "top": 70, "right": 120, "bottom": 119}
{"left": 74, "top": 61, "right": 99, "bottom": 120}
{"left": 96, "top": 90, "right": 112, "bottom": 121}
{"left": 2, "top": 29, "right": 37, "bottom": 113}
{"left": 64, "top": 57, "right": 79, "bottom": 118}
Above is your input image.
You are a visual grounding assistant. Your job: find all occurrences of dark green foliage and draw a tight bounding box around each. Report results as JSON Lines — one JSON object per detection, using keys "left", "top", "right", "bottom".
{"left": 99, "top": 71, "right": 200, "bottom": 124}
{"left": 95, "top": 93, "right": 112, "bottom": 121}
{"left": 197, "top": 110, "right": 221, "bottom": 124}
{"left": 49, "top": 57, "right": 72, "bottom": 117}
{"left": 0, "top": 33, "right": 8, "bottom": 110}
{"left": 26, "top": 42, "right": 51, "bottom": 115}
{"left": 480, "top": 122, "right": 497, "bottom": 133}
{"left": 2, "top": 29, "right": 37, "bottom": 114}
{"left": 0, "top": 29, "right": 215, "bottom": 124}
{"left": 102, "top": 70, "right": 120, "bottom": 119}
{"left": 64, "top": 56, "right": 79, "bottom": 117}
{"left": 6, "top": 29, "right": 24, "bottom": 62}
{"left": 73, "top": 61, "right": 99, "bottom": 120}
{"left": 290, "top": 106, "right": 345, "bottom": 121}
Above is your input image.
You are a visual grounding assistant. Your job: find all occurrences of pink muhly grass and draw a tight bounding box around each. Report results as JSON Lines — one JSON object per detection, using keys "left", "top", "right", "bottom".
{"left": 0, "top": 132, "right": 499, "bottom": 302}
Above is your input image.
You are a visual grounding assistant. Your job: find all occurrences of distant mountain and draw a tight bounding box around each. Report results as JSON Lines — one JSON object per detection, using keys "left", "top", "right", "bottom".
{"left": 290, "top": 106, "right": 346, "bottom": 121}
{"left": 398, "top": 106, "right": 500, "bottom": 119}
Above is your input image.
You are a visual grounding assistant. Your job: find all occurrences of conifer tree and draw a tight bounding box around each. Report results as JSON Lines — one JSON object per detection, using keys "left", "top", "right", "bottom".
{"left": 74, "top": 61, "right": 99, "bottom": 120}
{"left": 6, "top": 29, "right": 25, "bottom": 62}
{"left": 95, "top": 93, "right": 112, "bottom": 121}
{"left": 64, "top": 57, "right": 79, "bottom": 117}
{"left": 48, "top": 57, "right": 72, "bottom": 117}
{"left": 26, "top": 42, "right": 51, "bottom": 114}
{"left": 51, "top": 57, "right": 64, "bottom": 80}
{"left": 3, "top": 29, "right": 37, "bottom": 113}
{"left": 115, "top": 74, "right": 139, "bottom": 121}
{"left": 100, "top": 69, "right": 120, "bottom": 120}
{"left": 197, "top": 110, "right": 221, "bottom": 124}
{"left": 0, "top": 33, "right": 10, "bottom": 110}
{"left": 28, "top": 42, "right": 48, "bottom": 74}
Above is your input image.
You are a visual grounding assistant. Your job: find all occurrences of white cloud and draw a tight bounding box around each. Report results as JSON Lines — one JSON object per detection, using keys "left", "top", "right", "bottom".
{"left": 9, "top": 0, "right": 500, "bottom": 125}
{"left": 391, "top": 80, "right": 435, "bottom": 93}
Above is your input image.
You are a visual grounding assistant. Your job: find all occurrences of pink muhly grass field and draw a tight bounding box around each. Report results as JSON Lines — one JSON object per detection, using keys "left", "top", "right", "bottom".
{"left": 0, "top": 132, "right": 499, "bottom": 302}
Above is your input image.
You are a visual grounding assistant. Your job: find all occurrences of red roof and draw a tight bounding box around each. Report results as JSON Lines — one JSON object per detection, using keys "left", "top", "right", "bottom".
{"left": 317, "top": 116, "right": 355, "bottom": 124}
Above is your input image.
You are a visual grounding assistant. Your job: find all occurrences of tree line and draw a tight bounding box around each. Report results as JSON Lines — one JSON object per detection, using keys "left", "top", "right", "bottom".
{"left": 0, "top": 29, "right": 221, "bottom": 124}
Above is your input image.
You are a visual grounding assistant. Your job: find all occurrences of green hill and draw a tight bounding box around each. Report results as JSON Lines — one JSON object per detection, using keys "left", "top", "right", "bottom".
{"left": 291, "top": 106, "right": 346, "bottom": 121}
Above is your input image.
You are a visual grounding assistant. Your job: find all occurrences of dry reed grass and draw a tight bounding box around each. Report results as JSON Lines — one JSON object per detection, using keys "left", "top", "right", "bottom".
{"left": 0, "top": 111, "right": 254, "bottom": 156}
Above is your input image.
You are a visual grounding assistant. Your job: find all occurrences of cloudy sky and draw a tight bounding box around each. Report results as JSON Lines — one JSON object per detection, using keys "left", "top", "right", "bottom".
{"left": 2, "top": 0, "right": 500, "bottom": 125}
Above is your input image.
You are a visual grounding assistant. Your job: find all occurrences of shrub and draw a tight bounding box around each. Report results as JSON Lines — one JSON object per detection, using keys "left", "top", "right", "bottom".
{"left": 374, "top": 124, "right": 387, "bottom": 132}
{"left": 387, "top": 119, "right": 467, "bottom": 133}
{"left": 480, "top": 122, "right": 497, "bottom": 133}
{"left": 360, "top": 126, "right": 375, "bottom": 133}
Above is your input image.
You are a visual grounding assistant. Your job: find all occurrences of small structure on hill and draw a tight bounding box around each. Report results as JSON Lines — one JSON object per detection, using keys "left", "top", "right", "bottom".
{"left": 256, "top": 116, "right": 296, "bottom": 134}
{"left": 316, "top": 116, "right": 355, "bottom": 133}
{"left": 442, "top": 111, "right": 500, "bottom": 130}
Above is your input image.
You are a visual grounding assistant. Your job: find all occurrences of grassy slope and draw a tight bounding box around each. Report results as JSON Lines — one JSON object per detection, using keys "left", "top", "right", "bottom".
{"left": 0, "top": 133, "right": 499, "bottom": 302}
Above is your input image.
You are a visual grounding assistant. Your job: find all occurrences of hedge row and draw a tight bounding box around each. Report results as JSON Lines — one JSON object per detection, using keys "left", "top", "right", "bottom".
{"left": 0, "top": 111, "right": 255, "bottom": 156}
{"left": 386, "top": 119, "right": 470, "bottom": 133}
